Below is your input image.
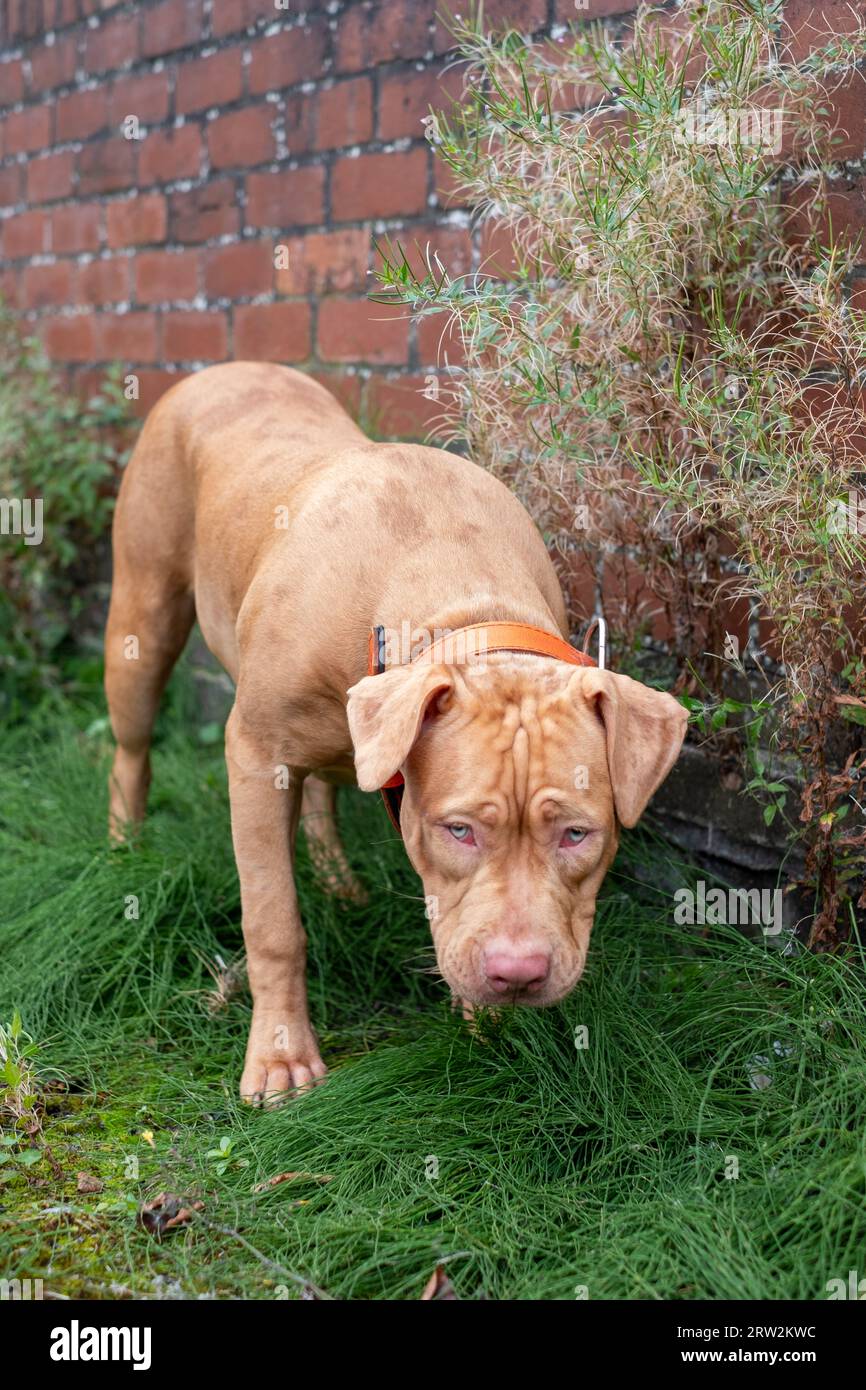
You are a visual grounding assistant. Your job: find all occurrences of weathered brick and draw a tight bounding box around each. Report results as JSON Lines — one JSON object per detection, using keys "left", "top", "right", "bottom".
{"left": 204, "top": 239, "right": 274, "bottom": 297}
{"left": 207, "top": 105, "right": 274, "bottom": 169}
{"left": 135, "top": 249, "right": 200, "bottom": 303}
{"left": 138, "top": 124, "right": 203, "bottom": 184}
{"left": 142, "top": 0, "right": 204, "bottom": 60}
{"left": 57, "top": 85, "right": 110, "bottom": 140}
{"left": 42, "top": 314, "right": 98, "bottom": 362}
{"left": 275, "top": 228, "right": 369, "bottom": 295}
{"left": 783, "top": 1, "right": 866, "bottom": 64}
{"left": 336, "top": 0, "right": 434, "bottom": 73}
{"left": 26, "top": 150, "right": 75, "bottom": 204}
{"left": 364, "top": 372, "right": 447, "bottom": 436}
{"left": 248, "top": 22, "right": 328, "bottom": 94}
{"left": 211, "top": 0, "right": 278, "bottom": 40}
{"left": 177, "top": 48, "right": 244, "bottom": 115}
{"left": 129, "top": 367, "right": 188, "bottom": 415}
{"left": 331, "top": 148, "right": 427, "bottom": 220}
{"left": 378, "top": 64, "right": 466, "bottom": 141}
{"left": 108, "top": 72, "right": 171, "bottom": 129}
{"left": 2, "top": 208, "right": 50, "bottom": 258}
{"left": 0, "top": 57, "right": 26, "bottom": 105}
{"left": 23, "top": 259, "right": 74, "bottom": 309}
{"left": 83, "top": 11, "right": 139, "bottom": 73}
{"left": 417, "top": 308, "right": 466, "bottom": 367}
{"left": 233, "top": 301, "right": 312, "bottom": 360}
{"left": 0, "top": 164, "right": 23, "bottom": 208}
{"left": 162, "top": 309, "right": 229, "bottom": 360}
{"left": 78, "top": 137, "right": 137, "bottom": 195}
{"left": 29, "top": 34, "right": 78, "bottom": 93}
{"left": 246, "top": 165, "right": 325, "bottom": 228}
{"left": 106, "top": 192, "right": 168, "bottom": 247}
{"left": 4, "top": 104, "right": 52, "bottom": 154}
{"left": 317, "top": 296, "right": 409, "bottom": 365}
{"left": 316, "top": 77, "right": 373, "bottom": 150}
{"left": 52, "top": 201, "right": 102, "bottom": 253}
{"left": 98, "top": 310, "right": 160, "bottom": 363}
{"left": 170, "top": 179, "right": 241, "bottom": 243}
{"left": 76, "top": 255, "right": 130, "bottom": 305}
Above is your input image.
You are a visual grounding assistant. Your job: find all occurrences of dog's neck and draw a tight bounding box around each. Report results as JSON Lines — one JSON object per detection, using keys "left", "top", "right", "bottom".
{"left": 414, "top": 592, "right": 567, "bottom": 653}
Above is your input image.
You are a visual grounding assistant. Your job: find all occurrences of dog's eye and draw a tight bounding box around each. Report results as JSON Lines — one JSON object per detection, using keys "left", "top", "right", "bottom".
{"left": 447, "top": 823, "right": 475, "bottom": 844}
{"left": 560, "top": 827, "right": 587, "bottom": 846}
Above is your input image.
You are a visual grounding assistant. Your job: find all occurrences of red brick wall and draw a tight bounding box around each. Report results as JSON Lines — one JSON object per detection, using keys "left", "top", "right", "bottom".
{"left": 0, "top": 0, "right": 580, "bottom": 431}
{"left": 1, "top": 2, "right": 863, "bottom": 434}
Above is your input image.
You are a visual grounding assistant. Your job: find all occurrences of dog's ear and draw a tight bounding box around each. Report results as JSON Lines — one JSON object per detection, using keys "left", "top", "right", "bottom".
{"left": 346, "top": 663, "right": 455, "bottom": 792}
{"left": 575, "top": 668, "right": 689, "bottom": 828}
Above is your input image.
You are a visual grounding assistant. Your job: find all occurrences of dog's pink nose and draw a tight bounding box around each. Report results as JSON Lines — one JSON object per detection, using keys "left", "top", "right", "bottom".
{"left": 484, "top": 948, "right": 550, "bottom": 993}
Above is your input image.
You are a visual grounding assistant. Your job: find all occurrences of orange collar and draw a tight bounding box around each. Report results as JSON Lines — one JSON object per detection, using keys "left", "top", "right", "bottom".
{"left": 367, "top": 621, "right": 597, "bottom": 833}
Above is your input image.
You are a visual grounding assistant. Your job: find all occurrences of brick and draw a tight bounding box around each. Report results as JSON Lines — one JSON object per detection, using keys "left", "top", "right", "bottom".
{"left": 135, "top": 248, "right": 199, "bottom": 302}
{"left": 336, "top": 0, "right": 434, "bottom": 73}
{"left": 417, "top": 308, "right": 466, "bottom": 367}
{"left": 78, "top": 137, "right": 137, "bottom": 194}
{"left": 142, "top": 0, "right": 203, "bottom": 59}
{"left": 128, "top": 367, "right": 189, "bottom": 416}
{"left": 0, "top": 164, "right": 23, "bottom": 208}
{"left": 435, "top": 0, "right": 547, "bottom": 51}
{"left": 332, "top": 149, "right": 427, "bottom": 220}
{"left": 4, "top": 104, "right": 52, "bottom": 154}
{"left": 378, "top": 64, "right": 466, "bottom": 141}
{"left": 211, "top": 0, "right": 276, "bottom": 39}
{"left": 479, "top": 218, "right": 522, "bottom": 277}
{"left": 283, "top": 92, "right": 316, "bottom": 154}
{"left": 76, "top": 255, "right": 130, "bottom": 305}
{"left": 170, "top": 178, "right": 241, "bottom": 242}
{"left": 162, "top": 309, "right": 229, "bottom": 360}
{"left": 57, "top": 86, "right": 109, "bottom": 140}
{"left": 376, "top": 222, "right": 472, "bottom": 280}
{"left": 106, "top": 192, "right": 168, "bottom": 247}
{"left": 52, "top": 201, "right": 102, "bottom": 253}
{"left": 42, "top": 314, "right": 98, "bottom": 362}
{"left": 22, "top": 260, "right": 74, "bottom": 310}
{"left": 317, "top": 297, "right": 409, "bottom": 365}
{"left": 29, "top": 34, "right": 77, "bottom": 93}
{"left": 138, "top": 124, "right": 202, "bottom": 184}
{"left": 204, "top": 239, "right": 274, "bottom": 297}
{"left": 26, "top": 149, "right": 75, "bottom": 204}
{"left": 316, "top": 77, "right": 373, "bottom": 150}
{"left": 308, "top": 369, "right": 362, "bottom": 418}
{"left": 432, "top": 153, "right": 471, "bottom": 209}
{"left": 108, "top": 72, "right": 171, "bottom": 129}
{"left": 2, "top": 208, "right": 49, "bottom": 258}
{"left": 0, "top": 58, "right": 26, "bottom": 105}
{"left": 98, "top": 310, "right": 160, "bottom": 363}
{"left": 275, "top": 228, "right": 369, "bottom": 295}
{"left": 248, "top": 22, "right": 328, "bottom": 94}
{"left": 783, "top": 1, "right": 866, "bottom": 63}
{"left": 233, "top": 301, "right": 312, "bottom": 361}
{"left": 364, "top": 372, "right": 447, "bottom": 437}
{"left": 246, "top": 165, "right": 325, "bottom": 228}
{"left": 207, "top": 104, "right": 274, "bottom": 170}
{"left": 83, "top": 11, "right": 139, "bottom": 73}
{"left": 0, "top": 269, "right": 21, "bottom": 310}
{"left": 176, "top": 47, "right": 244, "bottom": 114}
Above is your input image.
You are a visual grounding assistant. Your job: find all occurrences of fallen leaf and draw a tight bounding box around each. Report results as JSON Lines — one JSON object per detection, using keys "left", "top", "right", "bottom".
{"left": 139, "top": 1192, "right": 204, "bottom": 1239}
{"left": 420, "top": 1264, "right": 458, "bottom": 1300}
{"left": 76, "top": 1171, "right": 103, "bottom": 1194}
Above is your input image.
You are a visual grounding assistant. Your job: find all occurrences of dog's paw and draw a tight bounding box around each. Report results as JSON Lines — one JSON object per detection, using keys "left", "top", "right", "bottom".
{"left": 240, "top": 1020, "right": 328, "bottom": 1108}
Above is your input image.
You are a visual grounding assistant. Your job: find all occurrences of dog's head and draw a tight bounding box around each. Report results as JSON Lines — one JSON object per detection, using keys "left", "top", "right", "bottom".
{"left": 347, "top": 655, "right": 687, "bottom": 1008}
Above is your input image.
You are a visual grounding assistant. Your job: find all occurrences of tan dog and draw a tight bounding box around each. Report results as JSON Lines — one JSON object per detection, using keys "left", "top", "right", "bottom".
{"left": 105, "top": 363, "right": 687, "bottom": 1103}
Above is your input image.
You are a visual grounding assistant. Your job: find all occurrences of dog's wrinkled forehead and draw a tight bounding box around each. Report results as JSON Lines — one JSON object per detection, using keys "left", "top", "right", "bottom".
{"left": 409, "top": 658, "right": 611, "bottom": 805}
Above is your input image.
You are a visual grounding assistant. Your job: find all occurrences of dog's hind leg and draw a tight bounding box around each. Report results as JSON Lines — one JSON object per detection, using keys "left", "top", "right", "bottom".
{"left": 300, "top": 777, "right": 367, "bottom": 904}
{"left": 105, "top": 576, "right": 195, "bottom": 841}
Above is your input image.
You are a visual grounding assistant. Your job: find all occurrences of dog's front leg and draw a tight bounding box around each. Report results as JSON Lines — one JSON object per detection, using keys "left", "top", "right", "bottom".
{"left": 225, "top": 707, "right": 327, "bottom": 1105}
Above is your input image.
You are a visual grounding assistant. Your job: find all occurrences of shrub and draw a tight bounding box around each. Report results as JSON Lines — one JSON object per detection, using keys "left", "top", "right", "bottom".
{"left": 377, "top": 0, "right": 866, "bottom": 943}
{"left": 0, "top": 313, "right": 131, "bottom": 717}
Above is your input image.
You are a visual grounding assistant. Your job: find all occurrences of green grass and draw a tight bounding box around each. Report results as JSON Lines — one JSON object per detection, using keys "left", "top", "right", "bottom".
{"left": 1, "top": 680, "right": 865, "bottom": 1300}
